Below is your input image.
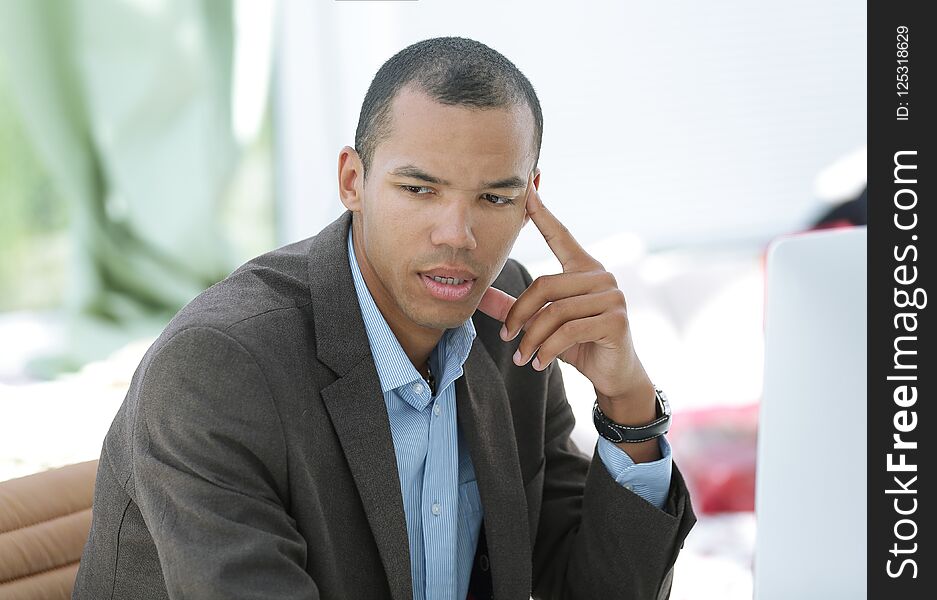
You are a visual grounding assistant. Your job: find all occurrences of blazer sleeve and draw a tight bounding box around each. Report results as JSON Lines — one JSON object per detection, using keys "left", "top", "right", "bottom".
{"left": 506, "top": 262, "right": 697, "bottom": 600}
{"left": 130, "top": 326, "right": 320, "bottom": 599}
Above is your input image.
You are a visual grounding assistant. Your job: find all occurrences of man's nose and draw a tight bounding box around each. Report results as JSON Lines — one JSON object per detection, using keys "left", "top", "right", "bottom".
{"left": 429, "top": 199, "right": 477, "bottom": 251}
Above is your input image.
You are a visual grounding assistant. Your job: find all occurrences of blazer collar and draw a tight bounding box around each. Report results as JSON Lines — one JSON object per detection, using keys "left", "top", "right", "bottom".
{"left": 309, "top": 211, "right": 532, "bottom": 599}
{"left": 306, "top": 210, "right": 373, "bottom": 377}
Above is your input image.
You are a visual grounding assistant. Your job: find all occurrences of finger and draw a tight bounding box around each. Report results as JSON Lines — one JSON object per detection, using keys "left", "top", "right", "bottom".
{"left": 503, "top": 271, "right": 617, "bottom": 340}
{"left": 526, "top": 184, "right": 600, "bottom": 272}
{"left": 513, "top": 291, "right": 621, "bottom": 365}
{"left": 530, "top": 314, "right": 609, "bottom": 371}
{"left": 476, "top": 286, "right": 516, "bottom": 324}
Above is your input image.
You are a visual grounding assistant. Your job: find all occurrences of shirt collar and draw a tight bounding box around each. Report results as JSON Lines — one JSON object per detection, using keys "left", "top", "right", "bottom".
{"left": 347, "top": 228, "right": 476, "bottom": 399}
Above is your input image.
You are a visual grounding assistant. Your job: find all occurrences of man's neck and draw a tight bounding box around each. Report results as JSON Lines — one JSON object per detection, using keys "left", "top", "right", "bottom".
{"left": 388, "top": 320, "right": 440, "bottom": 378}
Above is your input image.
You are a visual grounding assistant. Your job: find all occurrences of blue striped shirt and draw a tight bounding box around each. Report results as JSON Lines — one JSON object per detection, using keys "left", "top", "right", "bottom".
{"left": 347, "top": 231, "right": 672, "bottom": 600}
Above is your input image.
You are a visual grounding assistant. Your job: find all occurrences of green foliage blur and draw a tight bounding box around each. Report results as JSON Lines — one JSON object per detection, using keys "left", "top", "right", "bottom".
{"left": 0, "top": 53, "right": 69, "bottom": 311}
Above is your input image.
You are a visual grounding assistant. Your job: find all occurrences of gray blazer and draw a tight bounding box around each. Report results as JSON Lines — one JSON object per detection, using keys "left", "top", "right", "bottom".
{"left": 73, "top": 211, "right": 696, "bottom": 600}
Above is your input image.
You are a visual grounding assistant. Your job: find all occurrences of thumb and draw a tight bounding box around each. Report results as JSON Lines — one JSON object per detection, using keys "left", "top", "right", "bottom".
{"left": 476, "top": 286, "right": 516, "bottom": 323}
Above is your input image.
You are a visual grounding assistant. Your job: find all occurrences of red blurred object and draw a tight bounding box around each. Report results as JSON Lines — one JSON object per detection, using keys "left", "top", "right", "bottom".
{"left": 667, "top": 217, "right": 861, "bottom": 516}
{"left": 668, "top": 404, "right": 759, "bottom": 514}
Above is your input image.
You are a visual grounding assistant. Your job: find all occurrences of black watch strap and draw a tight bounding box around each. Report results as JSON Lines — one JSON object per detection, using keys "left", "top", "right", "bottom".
{"left": 593, "top": 387, "right": 671, "bottom": 443}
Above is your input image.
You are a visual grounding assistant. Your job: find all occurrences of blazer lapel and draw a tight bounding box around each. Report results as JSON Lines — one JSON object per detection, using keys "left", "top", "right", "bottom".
{"left": 307, "top": 212, "right": 413, "bottom": 600}
{"left": 320, "top": 365, "right": 413, "bottom": 600}
{"left": 458, "top": 339, "right": 532, "bottom": 599}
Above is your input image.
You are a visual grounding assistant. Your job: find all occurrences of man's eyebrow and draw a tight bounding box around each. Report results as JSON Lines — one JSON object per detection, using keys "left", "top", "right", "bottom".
{"left": 388, "top": 165, "right": 527, "bottom": 190}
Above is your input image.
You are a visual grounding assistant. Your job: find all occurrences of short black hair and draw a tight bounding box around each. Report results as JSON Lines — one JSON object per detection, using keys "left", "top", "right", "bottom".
{"left": 354, "top": 36, "right": 543, "bottom": 181}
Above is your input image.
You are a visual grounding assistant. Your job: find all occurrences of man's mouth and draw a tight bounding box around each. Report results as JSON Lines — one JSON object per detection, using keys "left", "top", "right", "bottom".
{"left": 422, "top": 267, "right": 478, "bottom": 280}
{"left": 429, "top": 275, "right": 467, "bottom": 285}
{"left": 419, "top": 269, "right": 478, "bottom": 301}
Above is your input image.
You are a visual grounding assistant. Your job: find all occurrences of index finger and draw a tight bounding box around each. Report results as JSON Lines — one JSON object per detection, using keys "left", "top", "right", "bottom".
{"left": 525, "top": 179, "right": 597, "bottom": 271}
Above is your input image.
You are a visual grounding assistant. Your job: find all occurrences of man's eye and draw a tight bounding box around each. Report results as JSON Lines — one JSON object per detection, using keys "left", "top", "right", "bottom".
{"left": 401, "top": 185, "right": 433, "bottom": 195}
{"left": 483, "top": 193, "right": 514, "bottom": 205}
{"left": 400, "top": 185, "right": 513, "bottom": 205}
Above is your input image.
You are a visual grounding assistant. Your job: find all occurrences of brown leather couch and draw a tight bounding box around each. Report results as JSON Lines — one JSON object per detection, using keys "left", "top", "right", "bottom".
{"left": 0, "top": 461, "right": 97, "bottom": 599}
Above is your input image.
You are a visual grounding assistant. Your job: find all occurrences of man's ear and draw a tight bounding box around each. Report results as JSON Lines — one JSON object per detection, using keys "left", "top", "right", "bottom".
{"left": 522, "top": 168, "right": 541, "bottom": 227}
{"left": 338, "top": 146, "right": 365, "bottom": 211}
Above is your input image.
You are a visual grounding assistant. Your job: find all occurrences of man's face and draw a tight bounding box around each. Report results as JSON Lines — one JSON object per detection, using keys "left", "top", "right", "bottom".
{"left": 344, "top": 86, "right": 538, "bottom": 332}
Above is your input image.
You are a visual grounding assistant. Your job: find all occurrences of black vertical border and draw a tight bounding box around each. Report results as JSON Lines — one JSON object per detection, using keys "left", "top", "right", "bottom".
{"left": 868, "top": 0, "right": 933, "bottom": 596}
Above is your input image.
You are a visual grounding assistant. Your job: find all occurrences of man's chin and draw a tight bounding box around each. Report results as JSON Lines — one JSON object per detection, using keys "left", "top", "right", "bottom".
{"left": 410, "top": 303, "right": 477, "bottom": 331}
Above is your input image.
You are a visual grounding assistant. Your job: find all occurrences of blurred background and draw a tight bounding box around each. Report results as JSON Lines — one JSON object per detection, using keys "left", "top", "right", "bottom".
{"left": 0, "top": 1, "right": 865, "bottom": 598}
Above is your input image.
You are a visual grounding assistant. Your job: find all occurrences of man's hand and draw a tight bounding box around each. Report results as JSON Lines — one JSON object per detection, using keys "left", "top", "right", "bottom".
{"left": 477, "top": 176, "right": 660, "bottom": 461}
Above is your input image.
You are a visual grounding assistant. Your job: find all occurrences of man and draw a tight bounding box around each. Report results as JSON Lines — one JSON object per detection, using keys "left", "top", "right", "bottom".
{"left": 74, "top": 37, "right": 695, "bottom": 599}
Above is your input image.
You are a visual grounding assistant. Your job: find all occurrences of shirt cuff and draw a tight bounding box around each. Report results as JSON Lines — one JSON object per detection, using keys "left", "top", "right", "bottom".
{"left": 596, "top": 434, "right": 673, "bottom": 510}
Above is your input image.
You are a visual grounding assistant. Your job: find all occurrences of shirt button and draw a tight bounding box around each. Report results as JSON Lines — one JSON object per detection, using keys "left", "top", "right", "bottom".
{"left": 433, "top": 404, "right": 441, "bottom": 416}
{"left": 431, "top": 503, "right": 441, "bottom": 516}
{"left": 625, "top": 484, "right": 634, "bottom": 491}
{"left": 413, "top": 382, "right": 424, "bottom": 394}
{"left": 479, "top": 554, "right": 490, "bottom": 572}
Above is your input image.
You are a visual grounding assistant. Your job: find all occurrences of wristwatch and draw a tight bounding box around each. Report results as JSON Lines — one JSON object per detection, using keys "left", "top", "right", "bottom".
{"left": 593, "top": 386, "right": 671, "bottom": 443}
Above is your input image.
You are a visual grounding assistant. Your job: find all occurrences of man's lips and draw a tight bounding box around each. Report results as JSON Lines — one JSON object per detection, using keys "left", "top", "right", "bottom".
{"left": 419, "top": 267, "right": 478, "bottom": 281}
{"left": 420, "top": 271, "right": 475, "bottom": 301}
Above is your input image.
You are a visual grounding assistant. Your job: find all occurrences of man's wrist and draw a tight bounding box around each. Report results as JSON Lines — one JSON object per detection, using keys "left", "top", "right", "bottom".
{"left": 593, "top": 379, "right": 670, "bottom": 463}
{"left": 596, "top": 377, "right": 656, "bottom": 425}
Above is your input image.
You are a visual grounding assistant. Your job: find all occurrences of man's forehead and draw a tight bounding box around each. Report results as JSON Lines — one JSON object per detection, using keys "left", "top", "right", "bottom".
{"left": 389, "top": 85, "right": 532, "bottom": 125}
{"left": 373, "top": 86, "right": 536, "bottom": 188}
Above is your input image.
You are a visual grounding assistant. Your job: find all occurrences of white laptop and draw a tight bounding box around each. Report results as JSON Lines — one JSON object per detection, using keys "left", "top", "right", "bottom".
{"left": 754, "top": 226, "right": 867, "bottom": 599}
